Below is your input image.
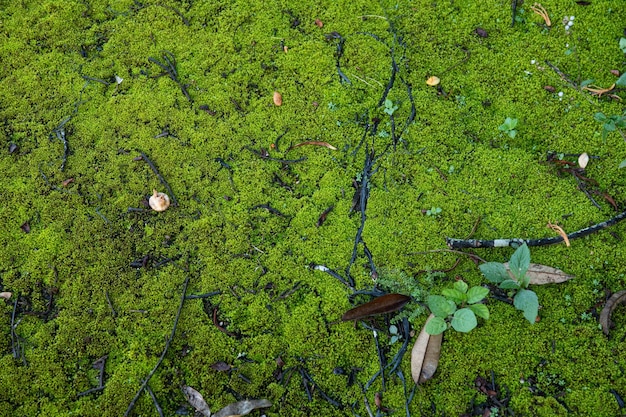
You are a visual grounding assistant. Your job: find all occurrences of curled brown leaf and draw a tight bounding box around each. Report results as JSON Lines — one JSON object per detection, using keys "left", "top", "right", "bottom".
{"left": 600, "top": 290, "right": 626, "bottom": 336}
{"left": 411, "top": 314, "right": 441, "bottom": 384}
{"left": 181, "top": 386, "right": 211, "bottom": 417}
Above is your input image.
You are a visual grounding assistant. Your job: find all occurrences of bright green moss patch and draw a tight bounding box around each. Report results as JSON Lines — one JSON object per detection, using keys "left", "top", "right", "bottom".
{"left": 2, "top": 0, "right": 626, "bottom": 415}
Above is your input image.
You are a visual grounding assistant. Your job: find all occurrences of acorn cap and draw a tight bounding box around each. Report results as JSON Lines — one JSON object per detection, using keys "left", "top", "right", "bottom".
{"left": 149, "top": 189, "right": 170, "bottom": 212}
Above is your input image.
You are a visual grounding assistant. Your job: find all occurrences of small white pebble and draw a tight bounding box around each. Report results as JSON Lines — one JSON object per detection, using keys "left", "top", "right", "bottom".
{"left": 531, "top": 59, "right": 536, "bottom": 65}
{"left": 569, "top": 16, "right": 575, "bottom": 21}
{"left": 558, "top": 91, "right": 564, "bottom": 97}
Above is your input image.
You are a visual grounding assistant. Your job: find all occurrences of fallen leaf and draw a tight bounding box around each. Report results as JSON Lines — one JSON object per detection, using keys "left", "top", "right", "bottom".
{"left": 0, "top": 292, "right": 12, "bottom": 299}
{"left": 181, "top": 386, "right": 211, "bottom": 417}
{"left": 210, "top": 361, "right": 232, "bottom": 372}
{"left": 213, "top": 399, "right": 272, "bottom": 417}
{"left": 600, "top": 290, "right": 626, "bottom": 336}
{"left": 341, "top": 293, "right": 411, "bottom": 321}
{"left": 503, "top": 262, "right": 574, "bottom": 285}
{"left": 286, "top": 141, "right": 337, "bottom": 152}
{"left": 419, "top": 331, "right": 442, "bottom": 383}
{"left": 411, "top": 314, "right": 441, "bottom": 384}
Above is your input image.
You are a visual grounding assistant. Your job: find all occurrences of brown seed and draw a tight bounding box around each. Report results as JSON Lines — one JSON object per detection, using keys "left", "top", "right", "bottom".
{"left": 543, "top": 85, "right": 556, "bottom": 93}
{"left": 62, "top": 178, "right": 74, "bottom": 187}
{"left": 273, "top": 91, "right": 283, "bottom": 106}
{"left": 474, "top": 27, "right": 488, "bottom": 38}
{"left": 315, "top": 18, "right": 323, "bottom": 28}
{"left": 611, "top": 69, "right": 620, "bottom": 77}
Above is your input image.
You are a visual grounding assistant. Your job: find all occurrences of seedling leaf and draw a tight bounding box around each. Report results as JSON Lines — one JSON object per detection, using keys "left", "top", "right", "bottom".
{"left": 499, "top": 279, "right": 521, "bottom": 290}
{"left": 514, "top": 289, "right": 539, "bottom": 323}
{"left": 451, "top": 308, "right": 477, "bottom": 332}
{"left": 479, "top": 262, "right": 509, "bottom": 283}
{"left": 466, "top": 286, "right": 489, "bottom": 304}
{"left": 509, "top": 244, "right": 530, "bottom": 282}
{"left": 468, "top": 303, "right": 490, "bottom": 320}
{"left": 441, "top": 288, "right": 466, "bottom": 304}
{"left": 453, "top": 280, "right": 469, "bottom": 294}
{"left": 425, "top": 316, "right": 448, "bottom": 335}
{"left": 427, "top": 295, "right": 456, "bottom": 318}
{"left": 617, "top": 73, "right": 626, "bottom": 88}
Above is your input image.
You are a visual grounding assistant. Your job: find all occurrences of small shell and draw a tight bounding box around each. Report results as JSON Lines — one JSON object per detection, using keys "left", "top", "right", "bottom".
{"left": 578, "top": 152, "right": 589, "bottom": 169}
{"left": 426, "top": 76, "right": 440, "bottom": 86}
{"left": 149, "top": 189, "right": 170, "bottom": 212}
{"left": 273, "top": 91, "right": 283, "bottom": 106}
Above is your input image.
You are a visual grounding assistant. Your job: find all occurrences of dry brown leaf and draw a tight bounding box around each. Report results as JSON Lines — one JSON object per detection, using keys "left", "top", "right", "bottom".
{"left": 213, "top": 399, "right": 272, "bottom": 417}
{"left": 419, "top": 331, "right": 442, "bottom": 383}
{"left": 286, "top": 141, "right": 338, "bottom": 152}
{"left": 182, "top": 385, "right": 211, "bottom": 417}
{"left": 503, "top": 262, "right": 574, "bottom": 285}
{"left": 547, "top": 222, "right": 570, "bottom": 247}
{"left": 600, "top": 290, "right": 626, "bottom": 336}
{"left": 411, "top": 314, "right": 439, "bottom": 384}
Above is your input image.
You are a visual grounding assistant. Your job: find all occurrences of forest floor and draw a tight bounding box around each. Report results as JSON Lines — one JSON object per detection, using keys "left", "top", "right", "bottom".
{"left": 1, "top": 0, "right": 626, "bottom": 416}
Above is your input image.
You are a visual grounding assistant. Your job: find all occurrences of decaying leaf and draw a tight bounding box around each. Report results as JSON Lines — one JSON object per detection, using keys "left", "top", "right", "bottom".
{"left": 419, "top": 332, "right": 442, "bottom": 383}
{"left": 503, "top": 262, "right": 574, "bottom": 285}
{"left": 0, "top": 292, "right": 12, "bottom": 299}
{"left": 341, "top": 293, "right": 411, "bottom": 321}
{"left": 210, "top": 361, "right": 232, "bottom": 372}
{"left": 286, "top": 141, "right": 338, "bottom": 152}
{"left": 600, "top": 290, "right": 626, "bottom": 336}
{"left": 213, "top": 399, "right": 272, "bottom": 417}
{"left": 411, "top": 314, "right": 441, "bottom": 384}
{"left": 182, "top": 385, "right": 211, "bottom": 417}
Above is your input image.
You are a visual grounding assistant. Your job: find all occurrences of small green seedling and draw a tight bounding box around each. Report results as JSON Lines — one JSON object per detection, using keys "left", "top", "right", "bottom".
{"left": 383, "top": 98, "right": 398, "bottom": 116}
{"left": 479, "top": 243, "right": 539, "bottom": 324}
{"left": 389, "top": 324, "right": 402, "bottom": 345}
{"left": 498, "top": 117, "right": 518, "bottom": 139}
{"left": 425, "top": 280, "right": 490, "bottom": 335}
{"left": 426, "top": 207, "right": 442, "bottom": 217}
{"left": 594, "top": 112, "right": 626, "bottom": 142}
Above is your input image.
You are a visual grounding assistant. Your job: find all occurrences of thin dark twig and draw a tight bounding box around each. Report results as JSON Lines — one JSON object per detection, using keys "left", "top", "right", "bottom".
{"left": 310, "top": 263, "right": 355, "bottom": 289}
{"left": 138, "top": 151, "right": 178, "bottom": 207}
{"left": 447, "top": 209, "right": 626, "bottom": 249}
{"left": 545, "top": 60, "right": 577, "bottom": 88}
{"left": 148, "top": 51, "right": 192, "bottom": 103}
{"left": 124, "top": 275, "right": 190, "bottom": 417}
{"left": 185, "top": 291, "right": 221, "bottom": 300}
{"left": 10, "top": 296, "right": 20, "bottom": 360}
{"left": 50, "top": 116, "right": 71, "bottom": 171}
{"left": 244, "top": 146, "right": 306, "bottom": 164}
{"left": 105, "top": 291, "right": 117, "bottom": 318}
{"left": 146, "top": 385, "right": 164, "bottom": 417}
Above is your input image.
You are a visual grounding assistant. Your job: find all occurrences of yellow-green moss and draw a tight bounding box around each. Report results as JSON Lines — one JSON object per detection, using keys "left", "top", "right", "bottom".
{"left": 1, "top": 0, "right": 626, "bottom": 415}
